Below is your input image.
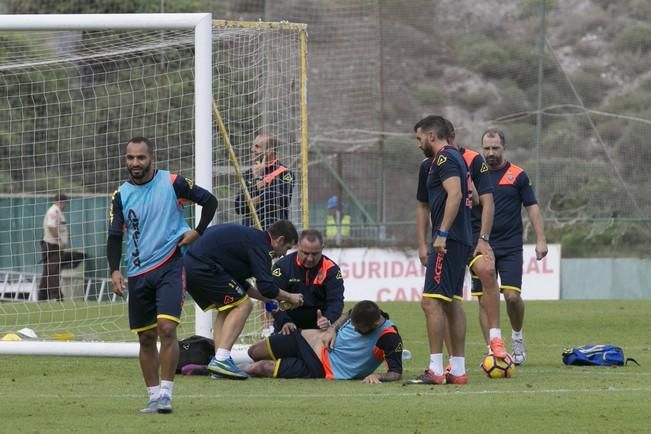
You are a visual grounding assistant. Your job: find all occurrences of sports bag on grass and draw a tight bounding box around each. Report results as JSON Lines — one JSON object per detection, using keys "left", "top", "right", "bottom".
{"left": 176, "top": 335, "right": 214, "bottom": 374}
{"left": 562, "top": 344, "right": 639, "bottom": 367}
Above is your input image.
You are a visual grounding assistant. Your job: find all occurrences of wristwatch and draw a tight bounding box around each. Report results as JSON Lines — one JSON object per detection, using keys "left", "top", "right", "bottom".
{"left": 479, "top": 234, "right": 490, "bottom": 242}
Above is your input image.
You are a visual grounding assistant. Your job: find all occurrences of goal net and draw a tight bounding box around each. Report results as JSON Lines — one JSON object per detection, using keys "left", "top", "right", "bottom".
{"left": 0, "top": 15, "right": 308, "bottom": 355}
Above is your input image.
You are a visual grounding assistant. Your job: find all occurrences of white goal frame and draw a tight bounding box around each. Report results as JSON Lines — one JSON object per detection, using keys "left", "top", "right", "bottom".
{"left": 0, "top": 13, "right": 214, "bottom": 357}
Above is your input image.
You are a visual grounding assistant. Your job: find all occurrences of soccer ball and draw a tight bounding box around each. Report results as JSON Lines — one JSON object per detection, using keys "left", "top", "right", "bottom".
{"left": 481, "top": 353, "right": 515, "bottom": 378}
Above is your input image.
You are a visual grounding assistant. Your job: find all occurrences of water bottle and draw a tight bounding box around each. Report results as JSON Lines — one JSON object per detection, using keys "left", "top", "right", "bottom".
{"left": 402, "top": 349, "right": 412, "bottom": 361}
{"left": 264, "top": 300, "right": 279, "bottom": 313}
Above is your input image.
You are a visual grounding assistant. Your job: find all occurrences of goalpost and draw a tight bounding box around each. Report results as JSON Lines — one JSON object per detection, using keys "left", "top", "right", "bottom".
{"left": 0, "top": 14, "right": 308, "bottom": 357}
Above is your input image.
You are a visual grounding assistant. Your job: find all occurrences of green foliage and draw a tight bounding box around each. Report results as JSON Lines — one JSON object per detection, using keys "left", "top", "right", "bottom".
{"left": 488, "top": 81, "right": 531, "bottom": 120}
{"left": 541, "top": 121, "right": 589, "bottom": 158}
{"left": 454, "top": 87, "right": 494, "bottom": 112}
{"left": 603, "top": 88, "right": 651, "bottom": 116}
{"left": 546, "top": 221, "right": 651, "bottom": 257}
{"left": 568, "top": 71, "right": 610, "bottom": 107}
{"left": 630, "top": 0, "right": 651, "bottom": 20}
{"left": 504, "top": 122, "right": 536, "bottom": 149}
{"left": 6, "top": 0, "right": 206, "bottom": 14}
{"left": 456, "top": 35, "right": 539, "bottom": 88}
{"left": 615, "top": 119, "right": 651, "bottom": 182}
{"left": 596, "top": 118, "right": 625, "bottom": 145}
{"left": 613, "top": 23, "right": 651, "bottom": 53}
{"left": 414, "top": 82, "right": 445, "bottom": 106}
{"left": 517, "top": 0, "right": 557, "bottom": 18}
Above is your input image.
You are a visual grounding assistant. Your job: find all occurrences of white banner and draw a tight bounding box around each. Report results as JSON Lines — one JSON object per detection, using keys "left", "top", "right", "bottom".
{"left": 323, "top": 244, "right": 561, "bottom": 302}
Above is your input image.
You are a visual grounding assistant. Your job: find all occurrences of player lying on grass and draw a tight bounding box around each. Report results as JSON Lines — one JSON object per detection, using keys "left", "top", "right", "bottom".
{"left": 245, "top": 300, "right": 403, "bottom": 383}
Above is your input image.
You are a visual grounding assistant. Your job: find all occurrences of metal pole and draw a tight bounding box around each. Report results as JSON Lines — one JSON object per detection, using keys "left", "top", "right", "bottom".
{"left": 377, "top": 0, "right": 386, "bottom": 240}
{"left": 534, "top": 0, "right": 547, "bottom": 196}
{"left": 193, "top": 14, "right": 214, "bottom": 338}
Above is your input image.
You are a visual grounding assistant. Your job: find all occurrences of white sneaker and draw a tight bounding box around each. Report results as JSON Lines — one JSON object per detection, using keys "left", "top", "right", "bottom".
{"left": 512, "top": 338, "right": 527, "bottom": 365}
{"left": 139, "top": 399, "right": 159, "bottom": 414}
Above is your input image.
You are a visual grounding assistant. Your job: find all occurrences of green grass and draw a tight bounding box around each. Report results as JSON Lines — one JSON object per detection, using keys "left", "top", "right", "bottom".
{"left": 2, "top": 300, "right": 651, "bottom": 433}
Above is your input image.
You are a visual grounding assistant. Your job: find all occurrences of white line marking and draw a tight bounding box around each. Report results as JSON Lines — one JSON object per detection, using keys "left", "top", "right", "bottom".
{"left": 35, "top": 387, "right": 651, "bottom": 400}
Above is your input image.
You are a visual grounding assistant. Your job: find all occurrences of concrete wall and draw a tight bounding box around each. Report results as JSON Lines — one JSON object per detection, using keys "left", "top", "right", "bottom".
{"left": 561, "top": 258, "right": 651, "bottom": 299}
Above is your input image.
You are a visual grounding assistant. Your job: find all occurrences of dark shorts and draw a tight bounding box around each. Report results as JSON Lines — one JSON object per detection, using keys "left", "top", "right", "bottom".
{"left": 423, "top": 239, "right": 471, "bottom": 302}
{"left": 183, "top": 253, "right": 248, "bottom": 311}
{"left": 127, "top": 253, "right": 185, "bottom": 332}
{"left": 266, "top": 331, "right": 325, "bottom": 379}
{"left": 467, "top": 245, "right": 487, "bottom": 296}
{"left": 471, "top": 247, "right": 523, "bottom": 295}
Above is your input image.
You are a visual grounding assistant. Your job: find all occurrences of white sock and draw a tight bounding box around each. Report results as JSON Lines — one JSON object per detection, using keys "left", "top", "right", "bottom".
{"left": 215, "top": 348, "right": 231, "bottom": 361}
{"left": 512, "top": 330, "right": 523, "bottom": 340}
{"left": 160, "top": 380, "right": 174, "bottom": 399}
{"left": 449, "top": 356, "right": 465, "bottom": 376}
{"left": 147, "top": 385, "right": 160, "bottom": 401}
{"left": 428, "top": 353, "right": 444, "bottom": 376}
{"left": 489, "top": 328, "right": 502, "bottom": 340}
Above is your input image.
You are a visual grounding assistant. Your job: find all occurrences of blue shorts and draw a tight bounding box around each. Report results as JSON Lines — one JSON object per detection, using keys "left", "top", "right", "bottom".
{"left": 183, "top": 253, "right": 248, "bottom": 312}
{"left": 127, "top": 252, "right": 185, "bottom": 332}
{"left": 423, "top": 239, "right": 471, "bottom": 302}
{"left": 266, "top": 331, "right": 325, "bottom": 379}
{"left": 471, "top": 247, "right": 523, "bottom": 294}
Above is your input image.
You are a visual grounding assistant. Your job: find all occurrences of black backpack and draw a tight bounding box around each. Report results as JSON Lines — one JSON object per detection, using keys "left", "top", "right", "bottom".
{"left": 175, "top": 335, "right": 215, "bottom": 373}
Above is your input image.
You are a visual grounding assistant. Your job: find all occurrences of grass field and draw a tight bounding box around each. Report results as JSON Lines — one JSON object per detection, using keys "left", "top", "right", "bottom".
{"left": 2, "top": 300, "right": 650, "bottom": 433}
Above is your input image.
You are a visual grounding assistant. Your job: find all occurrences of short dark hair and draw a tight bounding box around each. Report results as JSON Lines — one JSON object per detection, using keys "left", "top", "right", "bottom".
{"left": 268, "top": 220, "right": 299, "bottom": 245}
{"left": 444, "top": 118, "right": 456, "bottom": 143}
{"left": 481, "top": 128, "right": 506, "bottom": 146}
{"left": 413, "top": 115, "right": 452, "bottom": 141}
{"left": 126, "top": 136, "right": 154, "bottom": 155}
{"left": 53, "top": 192, "right": 68, "bottom": 203}
{"left": 351, "top": 300, "right": 383, "bottom": 330}
{"left": 299, "top": 229, "right": 323, "bottom": 245}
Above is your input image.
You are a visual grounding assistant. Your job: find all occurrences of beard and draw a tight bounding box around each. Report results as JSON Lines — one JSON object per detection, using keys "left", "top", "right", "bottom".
{"left": 422, "top": 146, "right": 434, "bottom": 158}
{"left": 128, "top": 162, "right": 152, "bottom": 181}
{"left": 485, "top": 156, "right": 501, "bottom": 168}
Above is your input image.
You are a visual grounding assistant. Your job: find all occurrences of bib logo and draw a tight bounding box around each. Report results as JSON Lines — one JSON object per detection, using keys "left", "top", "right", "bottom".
{"left": 436, "top": 155, "right": 447, "bottom": 166}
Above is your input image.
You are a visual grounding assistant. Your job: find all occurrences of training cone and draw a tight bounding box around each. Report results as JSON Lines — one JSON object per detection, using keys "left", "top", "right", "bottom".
{"left": 2, "top": 333, "right": 22, "bottom": 341}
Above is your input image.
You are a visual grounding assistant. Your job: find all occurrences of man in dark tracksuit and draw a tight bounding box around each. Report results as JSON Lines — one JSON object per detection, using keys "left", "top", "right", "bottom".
{"left": 234, "top": 134, "right": 294, "bottom": 230}
{"left": 183, "top": 220, "right": 303, "bottom": 379}
{"left": 271, "top": 229, "right": 345, "bottom": 334}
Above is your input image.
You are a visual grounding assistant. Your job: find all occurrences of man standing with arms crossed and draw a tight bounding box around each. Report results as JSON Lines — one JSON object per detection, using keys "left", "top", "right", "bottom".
{"left": 408, "top": 115, "right": 473, "bottom": 385}
{"left": 107, "top": 137, "right": 217, "bottom": 414}
{"left": 479, "top": 128, "right": 548, "bottom": 365}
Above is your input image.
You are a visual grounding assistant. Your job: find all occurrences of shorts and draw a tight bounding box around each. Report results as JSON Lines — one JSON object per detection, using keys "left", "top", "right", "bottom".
{"left": 467, "top": 246, "right": 489, "bottom": 296}
{"left": 128, "top": 252, "right": 185, "bottom": 332}
{"left": 183, "top": 253, "right": 248, "bottom": 311}
{"left": 471, "top": 247, "right": 523, "bottom": 295}
{"left": 265, "top": 331, "right": 325, "bottom": 379}
{"left": 423, "top": 239, "right": 471, "bottom": 302}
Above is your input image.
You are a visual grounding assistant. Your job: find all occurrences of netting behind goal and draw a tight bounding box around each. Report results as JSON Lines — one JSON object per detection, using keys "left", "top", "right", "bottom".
{"left": 0, "top": 20, "right": 307, "bottom": 345}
